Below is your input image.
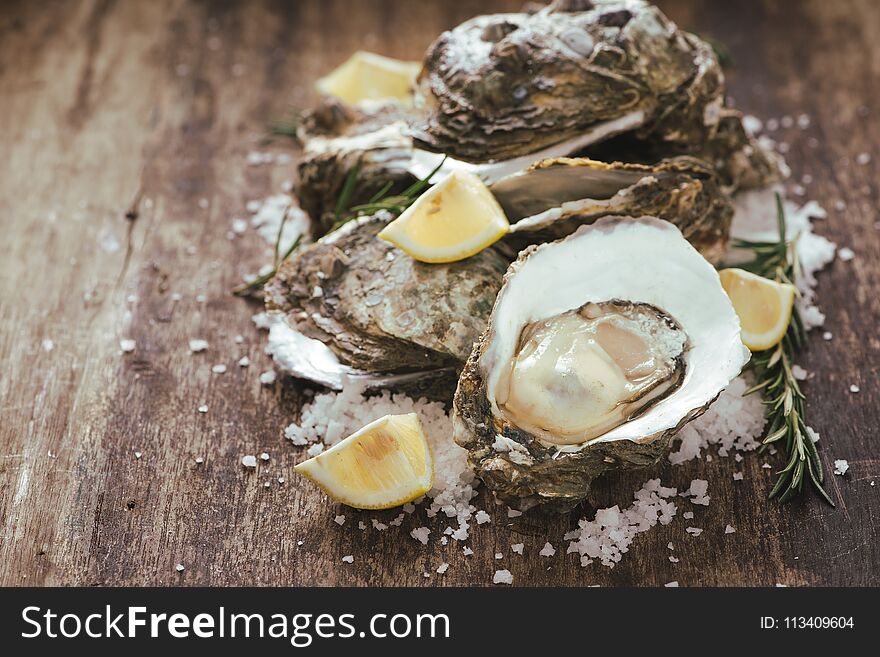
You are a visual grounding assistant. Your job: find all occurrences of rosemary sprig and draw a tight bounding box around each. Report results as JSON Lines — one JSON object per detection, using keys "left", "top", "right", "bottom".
{"left": 232, "top": 208, "right": 302, "bottom": 297}
{"left": 733, "top": 193, "right": 834, "bottom": 506}
{"left": 328, "top": 156, "right": 447, "bottom": 232}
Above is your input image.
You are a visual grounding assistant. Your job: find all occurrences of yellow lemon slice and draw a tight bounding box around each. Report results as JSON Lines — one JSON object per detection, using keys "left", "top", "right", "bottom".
{"left": 293, "top": 413, "right": 433, "bottom": 510}
{"left": 316, "top": 51, "right": 421, "bottom": 105}
{"left": 719, "top": 268, "right": 796, "bottom": 351}
{"left": 378, "top": 170, "right": 510, "bottom": 263}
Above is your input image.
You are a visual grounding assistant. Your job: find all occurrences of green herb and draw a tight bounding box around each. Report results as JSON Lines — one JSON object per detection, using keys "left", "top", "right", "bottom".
{"left": 232, "top": 208, "right": 302, "bottom": 297}
{"left": 268, "top": 109, "right": 303, "bottom": 139}
{"left": 328, "top": 156, "right": 447, "bottom": 233}
{"left": 732, "top": 193, "right": 834, "bottom": 505}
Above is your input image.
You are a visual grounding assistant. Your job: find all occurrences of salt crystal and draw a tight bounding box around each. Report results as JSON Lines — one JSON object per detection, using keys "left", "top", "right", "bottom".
{"left": 664, "top": 581, "right": 679, "bottom": 588}
{"left": 494, "top": 552, "right": 503, "bottom": 560}
{"left": 403, "top": 503, "right": 416, "bottom": 514}
{"left": 833, "top": 459, "right": 849, "bottom": 475}
{"left": 669, "top": 556, "right": 679, "bottom": 563}
{"left": 120, "top": 339, "right": 136, "bottom": 353}
{"left": 231, "top": 219, "right": 248, "bottom": 234}
{"left": 260, "top": 452, "right": 270, "bottom": 461}
{"left": 238, "top": 356, "right": 251, "bottom": 367}
{"left": 241, "top": 455, "right": 257, "bottom": 468}
{"left": 539, "top": 542, "right": 556, "bottom": 557}
{"left": 822, "top": 331, "right": 833, "bottom": 341}
{"left": 856, "top": 152, "right": 871, "bottom": 165}
{"left": 259, "top": 370, "right": 277, "bottom": 385}
{"left": 683, "top": 511, "right": 694, "bottom": 520}
{"left": 762, "top": 463, "right": 772, "bottom": 469}
{"left": 42, "top": 339, "right": 54, "bottom": 352}
{"left": 806, "top": 426, "right": 820, "bottom": 443}
{"left": 341, "top": 555, "right": 354, "bottom": 563}
{"left": 306, "top": 443, "right": 324, "bottom": 457}
{"left": 667, "top": 542, "right": 674, "bottom": 550}
{"left": 278, "top": 477, "right": 285, "bottom": 484}
{"left": 134, "top": 451, "right": 142, "bottom": 460}
{"left": 197, "top": 404, "right": 208, "bottom": 413}
{"left": 511, "top": 543, "right": 524, "bottom": 555}
{"left": 171, "top": 292, "right": 183, "bottom": 301}
{"left": 189, "top": 339, "right": 208, "bottom": 352}
{"left": 685, "top": 527, "right": 703, "bottom": 536}
{"left": 372, "top": 520, "right": 388, "bottom": 531}
{"left": 493, "top": 569, "right": 513, "bottom": 585}
{"left": 849, "top": 384, "right": 860, "bottom": 393}
{"left": 475, "top": 510, "right": 490, "bottom": 525}
{"left": 334, "top": 515, "right": 345, "bottom": 526}
{"left": 410, "top": 527, "right": 431, "bottom": 545}
{"left": 463, "top": 547, "right": 473, "bottom": 556}
{"left": 234, "top": 334, "right": 245, "bottom": 344}
{"left": 263, "top": 481, "right": 271, "bottom": 488}
{"left": 725, "top": 525, "right": 736, "bottom": 534}
{"left": 838, "top": 247, "right": 855, "bottom": 261}
{"left": 358, "top": 521, "right": 366, "bottom": 530}
{"left": 175, "top": 564, "right": 185, "bottom": 573}
{"left": 437, "top": 563, "right": 449, "bottom": 574}
{"left": 791, "top": 365, "right": 808, "bottom": 380}
{"left": 195, "top": 457, "right": 204, "bottom": 465}
{"left": 733, "top": 472, "right": 744, "bottom": 481}
{"left": 211, "top": 364, "right": 227, "bottom": 374}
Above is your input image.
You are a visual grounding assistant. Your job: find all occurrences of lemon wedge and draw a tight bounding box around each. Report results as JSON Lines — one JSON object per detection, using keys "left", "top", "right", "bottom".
{"left": 293, "top": 413, "right": 433, "bottom": 510}
{"left": 719, "top": 268, "right": 796, "bottom": 351}
{"left": 315, "top": 51, "right": 421, "bottom": 105}
{"left": 378, "top": 170, "right": 510, "bottom": 263}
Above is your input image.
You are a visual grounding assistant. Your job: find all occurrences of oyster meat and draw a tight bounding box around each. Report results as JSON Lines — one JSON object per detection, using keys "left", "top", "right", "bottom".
{"left": 453, "top": 217, "right": 749, "bottom": 511}
{"left": 264, "top": 213, "right": 509, "bottom": 391}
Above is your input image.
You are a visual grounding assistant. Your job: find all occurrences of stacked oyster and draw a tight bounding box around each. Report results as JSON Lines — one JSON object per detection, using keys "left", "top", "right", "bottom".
{"left": 269, "top": 0, "right": 776, "bottom": 510}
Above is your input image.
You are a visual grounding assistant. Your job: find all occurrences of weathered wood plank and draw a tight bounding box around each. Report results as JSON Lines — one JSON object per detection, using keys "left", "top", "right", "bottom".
{"left": 0, "top": 0, "right": 877, "bottom": 587}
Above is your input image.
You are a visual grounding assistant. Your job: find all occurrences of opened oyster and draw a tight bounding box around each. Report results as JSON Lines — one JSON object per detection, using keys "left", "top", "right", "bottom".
{"left": 264, "top": 213, "right": 509, "bottom": 392}
{"left": 491, "top": 156, "right": 732, "bottom": 262}
{"left": 453, "top": 217, "right": 749, "bottom": 511}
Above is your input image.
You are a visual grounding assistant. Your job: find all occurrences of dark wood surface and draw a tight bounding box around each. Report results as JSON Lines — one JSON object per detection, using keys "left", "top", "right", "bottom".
{"left": 1, "top": 0, "right": 878, "bottom": 587}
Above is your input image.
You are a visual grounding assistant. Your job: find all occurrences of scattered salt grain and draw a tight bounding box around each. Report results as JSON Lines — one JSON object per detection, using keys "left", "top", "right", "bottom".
{"left": 134, "top": 451, "right": 142, "bottom": 460}
{"left": 539, "top": 542, "right": 556, "bottom": 557}
{"left": 241, "top": 455, "right": 257, "bottom": 468}
{"left": 171, "top": 292, "right": 183, "bottom": 302}
{"left": 791, "top": 365, "right": 808, "bottom": 380}
{"left": 358, "top": 521, "right": 366, "bottom": 530}
{"left": 234, "top": 334, "right": 245, "bottom": 344}
{"left": 463, "top": 547, "right": 473, "bottom": 556}
{"left": 238, "top": 356, "right": 250, "bottom": 367}
{"left": 511, "top": 543, "right": 524, "bottom": 555}
{"left": 475, "top": 510, "right": 490, "bottom": 525}
{"left": 175, "top": 564, "right": 185, "bottom": 573}
{"left": 733, "top": 472, "right": 744, "bottom": 481}
{"left": 197, "top": 404, "right": 208, "bottom": 413}
{"left": 278, "top": 477, "right": 285, "bottom": 484}
{"left": 42, "top": 339, "right": 54, "bottom": 352}
{"left": 231, "top": 218, "right": 248, "bottom": 234}
{"left": 494, "top": 552, "right": 503, "bottom": 560}
{"left": 762, "top": 463, "right": 772, "bottom": 469}
{"left": 411, "top": 527, "right": 431, "bottom": 545}
{"left": 833, "top": 459, "right": 849, "bottom": 476}
{"left": 264, "top": 481, "right": 271, "bottom": 488}
{"left": 849, "top": 384, "right": 860, "bottom": 393}
{"left": 667, "top": 542, "right": 674, "bottom": 550}
{"left": 260, "top": 452, "right": 270, "bottom": 462}
{"left": 189, "top": 339, "right": 208, "bottom": 353}
{"left": 665, "top": 581, "right": 679, "bottom": 588}
{"left": 856, "top": 152, "right": 872, "bottom": 165}
{"left": 372, "top": 520, "right": 388, "bottom": 531}
{"left": 259, "top": 370, "right": 277, "bottom": 385}
{"left": 685, "top": 527, "right": 703, "bottom": 536}
{"left": 683, "top": 512, "right": 694, "bottom": 520}
{"left": 669, "top": 556, "right": 679, "bottom": 563}
{"left": 725, "top": 525, "right": 737, "bottom": 534}
{"left": 403, "top": 502, "right": 416, "bottom": 514}
{"left": 341, "top": 555, "right": 354, "bottom": 564}
{"left": 806, "top": 426, "right": 820, "bottom": 443}
{"left": 334, "top": 515, "right": 345, "bottom": 526}
{"left": 683, "top": 479, "right": 710, "bottom": 506}
{"left": 838, "top": 247, "right": 855, "bottom": 261}
{"left": 120, "top": 339, "right": 136, "bottom": 353}
{"left": 822, "top": 331, "right": 833, "bottom": 341}
{"left": 493, "top": 569, "right": 513, "bottom": 585}
{"left": 195, "top": 457, "right": 204, "bottom": 465}
{"left": 211, "top": 364, "right": 227, "bottom": 374}
{"left": 306, "top": 443, "right": 324, "bottom": 457}
{"left": 437, "top": 563, "right": 449, "bottom": 574}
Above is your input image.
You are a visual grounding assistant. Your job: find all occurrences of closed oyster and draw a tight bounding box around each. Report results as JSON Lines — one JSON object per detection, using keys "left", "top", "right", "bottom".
{"left": 264, "top": 213, "right": 509, "bottom": 391}
{"left": 453, "top": 217, "right": 749, "bottom": 511}
{"left": 296, "top": 98, "right": 418, "bottom": 236}
{"left": 491, "top": 156, "right": 733, "bottom": 262}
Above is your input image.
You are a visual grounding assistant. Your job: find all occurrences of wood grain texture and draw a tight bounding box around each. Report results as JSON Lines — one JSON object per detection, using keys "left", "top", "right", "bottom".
{"left": 0, "top": 0, "right": 877, "bottom": 587}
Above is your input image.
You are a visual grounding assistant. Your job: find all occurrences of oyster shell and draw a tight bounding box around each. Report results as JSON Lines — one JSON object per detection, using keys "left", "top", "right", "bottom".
{"left": 453, "top": 217, "right": 749, "bottom": 511}
{"left": 264, "top": 213, "right": 509, "bottom": 390}
{"left": 296, "top": 98, "right": 418, "bottom": 236}
{"left": 491, "top": 156, "right": 733, "bottom": 262}
{"left": 414, "top": 0, "right": 722, "bottom": 164}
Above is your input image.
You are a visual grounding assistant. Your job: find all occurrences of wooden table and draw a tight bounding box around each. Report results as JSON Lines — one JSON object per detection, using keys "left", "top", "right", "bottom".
{"left": 1, "top": 0, "right": 877, "bottom": 587}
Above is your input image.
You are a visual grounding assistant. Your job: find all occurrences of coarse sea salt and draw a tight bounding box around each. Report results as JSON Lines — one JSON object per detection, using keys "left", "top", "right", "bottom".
{"left": 189, "top": 339, "right": 208, "bottom": 353}
{"left": 493, "top": 569, "right": 513, "bottom": 585}
{"left": 833, "top": 459, "right": 849, "bottom": 475}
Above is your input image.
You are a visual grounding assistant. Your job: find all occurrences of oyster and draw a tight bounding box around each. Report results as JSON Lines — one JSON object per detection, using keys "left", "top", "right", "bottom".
{"left": 296, "top": 98, "right": 418, "bottom": 236}
{"left": 453, "top": 217, "right": 749, "bottom": 511}
{"left": 264, "top": 213, "right": 509, "bottom": 391}
{"left": 491, "top": 156, "right": 733, "bottom": 262}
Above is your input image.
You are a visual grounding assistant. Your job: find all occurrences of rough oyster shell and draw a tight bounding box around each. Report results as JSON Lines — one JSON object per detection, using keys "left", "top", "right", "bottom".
{"left": 491, "top": 156, "right": 733, "bottom": 262}
{"left": 264, "top": 213, "right": 509, "bottom": 388}
{"left": 296, "top": 98, "right": 419, "bottom": 236}
{"left": 414, "top": 0, "right": 721, "bottom": 163}
{"left": 453, "top": 217, "right": 749, "bottom": 511}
